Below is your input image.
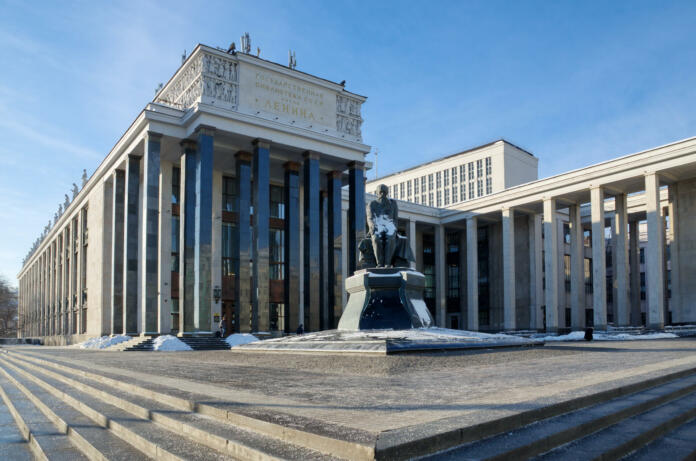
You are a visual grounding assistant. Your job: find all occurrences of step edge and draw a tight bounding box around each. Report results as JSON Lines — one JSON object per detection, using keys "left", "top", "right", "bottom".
{"left": 0, "top": 378, "right": 49, "bottom": 461}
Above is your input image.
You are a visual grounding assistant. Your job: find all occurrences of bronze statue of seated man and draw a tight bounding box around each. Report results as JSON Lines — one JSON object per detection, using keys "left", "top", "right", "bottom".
{"left": 358, "top": 184, "right": 415, "bottom": 269}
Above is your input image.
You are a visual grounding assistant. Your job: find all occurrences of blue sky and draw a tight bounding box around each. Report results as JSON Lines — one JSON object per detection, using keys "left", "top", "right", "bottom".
{"left": 1, "top": 0, "right": 695, "bottom": 283}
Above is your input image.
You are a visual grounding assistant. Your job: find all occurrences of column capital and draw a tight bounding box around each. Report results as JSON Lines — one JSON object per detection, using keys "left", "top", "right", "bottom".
{"left": 195, "top": 125, "right": 216, "bottom": 136}
{"left": 180, "top": 139, "right": 197, "bottom": 150}
{"left": 303, "top": 150, "right": 320, "bottom": 160}
{"left": 347, "top": 160, "right": 365, "bottom": 170}
{"left": 589, "top": 184, "right": 604, "bottom": 190}
{"left": 328, "top": 170, "right": 342, "bottom": 179}
{"left": 252, "top": 138, "right": 271, "bottom": 149}
{"left": 283, "top": 161, "right": 300, "bottom": 172}
{"left": 235, "top": 151, "right": 253, "bottom": 163}
{"left": 146, "top": 131, "right": 163, "bottom": 140}
{"left": 127, "top": 152, "right": 142, "bottom": 160}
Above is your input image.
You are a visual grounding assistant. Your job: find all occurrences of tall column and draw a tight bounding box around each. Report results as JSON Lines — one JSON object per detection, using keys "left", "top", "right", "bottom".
{"left": 529, "top": 214, "right": 543, "bottom": 330}
{"left": 629, "top": 220, "right": 641, "bottom": 326}
{"left": 458, "top": 230, "right": 467, "bottom": 329}
{"left": 319, "top": 191, "right": 328, "bottom": 330}
{"left": 180, "top": 141, "right": 197, "bottom": 334}
{"left": 544, "top": 197, "right": 559, "bottom": 332}
{"left": 407, "top": 218, "right": 417, "bottom": 270}
{"left": 252, "top": 138, "right": 270, "bottom": 333}
{"left": 668, "top": 186, "right": 681, "bottom": 323}
{"left": 591, "top": 186, "right": 607, "bottom": 330}
{"left": 569, "top": 205, "right": 585, "bottom": 329}
{"left": 140, "top": 132, "right": 161, "bottom": 335}
{"left": 502, "top": 208, "right": 516, "bottom": 330}
{"left": 614, "top": 193, "right": 630, "bottom": 326}
{"left": 645, "top": 173, "right": 665, "bottom": 329}
{"left": 435, "top": 224, "right": 446, "bottom": 327}
{"left": 347, "top": 161, "right": 365, "bottom": 275}
{"left": 110, "top": 169, "right": 125, "bottom": 335}
{"left": 234, "top": 151, "right": 252, "bottom": 333}
{"left": 158, "top": 162, "right": 172, "bottom": 334}
{"left": 303, "top": 151, "right": 320, "bottom": 332}
{"left": 195, "top": 127, "right": 214, "bottom": 333}
{"left": 284, "top": 162, "right": 301, "bottom": 333}
{"left": 123, "top": 154, "right": 141, "bottom": 335}
{"left": 466, "top": 217, "right": 479, "bottom": 331}
{"left": 327, "top": 171, "right": 342, "bottom": 329}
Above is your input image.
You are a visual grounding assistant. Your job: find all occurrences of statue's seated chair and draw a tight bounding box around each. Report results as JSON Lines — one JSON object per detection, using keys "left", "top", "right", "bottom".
{"left": 358, "top": 233, "right": 413, "bottom": 269}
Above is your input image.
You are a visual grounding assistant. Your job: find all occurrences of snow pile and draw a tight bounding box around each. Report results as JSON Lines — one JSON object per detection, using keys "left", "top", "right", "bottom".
{"left": 264, "top": 327, "right": 523, "bottom": 343}
{"left": 225, "top": 333, "right": 259, "bottom": 347}
{"left": 78, "top": 335, "right": 131, "bottom": 349}
{"left": 372, "top": 214, "right": 397, "bottom": 235}
{"left": 539, "top": 331, "right": 678, "bottom": 342}
{"left": 411, "top": 299, "right": 434, "bottom": 326}
{"left": 152, "top": 335, "right": 192, "bottom": 351}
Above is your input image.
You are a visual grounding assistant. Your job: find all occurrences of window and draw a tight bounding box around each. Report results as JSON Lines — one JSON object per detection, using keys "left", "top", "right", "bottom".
{"left": 640, "top": 248, "right": 645, "bottom": 264}
{"left": 452, "top": 167, "right": 458, "bottom": 184}
{"left": 421, "top": 176, "right": 426, "bottom": 192}
{"left": 414, "top": 178, "right": 419, "bottom": 195}
{"left": 585, "top": 258, "right": 593, "bottom": 294}
{"left": 485, "top": 156, "right": 492, "bottom": 175}
{"left": 172, "top": 167, "right": 181, "bottom": 204}
{"left": 460, "top": 184, "right": 465, "bottom": 201}
{"left": 640, "top": 272, "right": 646, "bottom": 300}
{"left": 444, "top": 189, "right": 449, "bottom": 205}
{"left": 414, "top": 196, "right": 419, "bottom": 204}
{"left": 171, "top": 216, "right": 180, "bottom": 272}
{"left": 270, "top": 185, "right": 284, "bottom": 218}
{"left": 460, "top": 165, "right": 466, "bottom": 183}
{"left": 428, "top": 174, "right": 433, "bottom": 191}
{"left": 428, "top": 192, "right": 433, "bottom": 206}
{"left": 270, "top": 303, "right": 285, "bottom": 332}
{"left": 171, "top": 299, "right": 179, "bottom": 333}
{"left": 452, "top": 187, "right": 458, "bottom": 203}
{"left": 269, "top": 229, "right": 284, "bottom": 280}
{"left": 221, "top": 222, "right": 235, "bottom": 276}
{"left": 486, "top": 177, "right": 492, "bottom": 194}
{"left": 477, "top": 179, "right": 483, "bottom": 197}
{"left": 436, "top": 190, "right": 442, "bottom": 207}
{"left": 222, "top": 176, "right": 236, "bottom": 212}
{"left": 443, "top": 169, "right": 449, "bottom": 187}
{"left": 468, "top": 162, "right": 474, "bottom": 180}
{"left": 469, "top": 181, "right": 474, "bottom": 199}
{"left": 477, "top": 159, "right": 483, "bottom": 178}
{"left": 400, "top": 182, "right": 405, "bottom": 199}
{"left": 436, "top": 172, "right": 441, "bottom": 189}
{"left": 421, "top": 194, "right": 426, "bottom": 204}
{"left": 407, "top": 180, "right": 412, "bottom": 199}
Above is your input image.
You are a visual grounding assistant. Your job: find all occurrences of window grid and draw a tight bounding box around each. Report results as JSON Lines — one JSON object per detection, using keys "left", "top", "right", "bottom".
{"left": 421, "top": 193, "right": 426, "bottom": 204}
{"left": 468, "top": 162, "right": 474, "bottom": 180}
{"left": 428, "top": 174, "right": 433, "bottom": 191}
{"left": 469, "top": 182, "right": 474, "bottom": 199}
{"left": 436, "top": 172, "right": 441, "bottom": 189}
{"left": 477, "top": 179, "right": 483, "bottom": 197}
{"left": 444, "top": 189, "right": 449, "bottom": 206}
{"left": 452, "top": 187, "right": 458, "bottom": 203}
{"left": 460, "top": 184, "right": 466, "bottom": 201}
{"left": 485, "top": 156, "right": 492, "bottom": 175}
{"left": 443, "top": 169, "right": 449, "bottom": 187}
{"left": 476, "top": 159, "right": 483, "bottom": 178}
{"left": 421, "top": 176, "right": 426, "bottom": 193}
{"left": 486, "top": 177, "right": 492, "bottom": 194}
{"left": 452, "top": 167, "right": 458, "bottom": 184}
{"left": 400, "top": 182, "right": 405, "bottom": 199}
{"left": 414, "top": 178, "right": 419, "bottom": 195}
{"left": 436, "top": 190, "right": 442, "bottom": 207}
{"left": 407, "top": 180, "right": 412, "bottom": 199}
{"left": 460, "top": 165, "right": 466, "bottom": 183}
{"left": 428, "top": 192, "right": 433, "bottom": 206}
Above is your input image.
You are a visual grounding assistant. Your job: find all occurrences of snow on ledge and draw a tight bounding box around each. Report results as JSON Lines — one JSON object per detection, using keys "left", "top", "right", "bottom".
{"left": 152, "top": 335, "right": 192, "bottom": 351}
{"left": 538, "top": 331, "right": 679, "bottom": 342}
{"left": 77, "top": 335, "right": 131, "bottom": 349}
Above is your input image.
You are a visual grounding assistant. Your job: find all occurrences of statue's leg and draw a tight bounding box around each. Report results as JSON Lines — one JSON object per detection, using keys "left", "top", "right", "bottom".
{"left": 386, "top": 236, "right": 397, "bottom": 267}
{"left": 371, "top": 234, "right": 383, "bottom": 267}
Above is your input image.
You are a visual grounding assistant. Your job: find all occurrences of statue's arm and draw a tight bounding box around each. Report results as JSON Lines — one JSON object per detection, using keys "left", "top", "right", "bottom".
{"left": 366, "top": 203, "right": 375, "bottom": 235}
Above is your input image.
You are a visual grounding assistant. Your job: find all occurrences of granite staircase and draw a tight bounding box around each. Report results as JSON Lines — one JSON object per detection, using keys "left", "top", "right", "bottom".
{"left": 178, "top": 336, "right": 230, "bottom": 350}
{"left": 1, "top": 347, "right": 696, "bottom": 460}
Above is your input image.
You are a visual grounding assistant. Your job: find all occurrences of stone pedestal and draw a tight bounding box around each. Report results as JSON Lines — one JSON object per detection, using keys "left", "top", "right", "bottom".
{"left": 337, "top": 268, "right": 433, "bottom": 330}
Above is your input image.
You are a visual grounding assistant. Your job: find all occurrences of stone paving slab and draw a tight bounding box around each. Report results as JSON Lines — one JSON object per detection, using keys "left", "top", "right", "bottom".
{"left": 4, "top": 339, "right": 696, "bottom": 437}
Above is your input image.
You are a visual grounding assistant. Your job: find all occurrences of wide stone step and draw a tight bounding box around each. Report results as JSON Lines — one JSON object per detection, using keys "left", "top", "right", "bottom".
{"left": 0, "top": 356, "right": 239, "bottom": 461}
{"left": 0, "top": 375, "right": 38, "bottom": 461}
{"left": 421, "top": 371, "right": 696, "bottom": 461}
{"left": 624, "top": 415, "right": 696, "bottom": 460}
{"left": 0, "top": 371, "right": 87, "bottom": 461}
{"left": 9, "top": 349, "right": 375, "bottom": 460}
{"left": 538, "top": 391, "right": 696, "bottom": 460}
{"left": 0, "top": 359, "right": 149, "bottom": 460}
{"left": 3, "top": 352, "right": 337, "bottom": 460}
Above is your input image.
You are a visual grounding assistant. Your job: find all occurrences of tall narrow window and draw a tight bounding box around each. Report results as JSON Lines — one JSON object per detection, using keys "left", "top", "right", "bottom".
{"left": 486, "top": 177, "right": 492, "bottom": 194}
{"left": 452, "top": 167, "right": 458, "bottom": 184}
{"left": 269, "top": 229, "right": 285, "bottom": 280}
{"left": 468, "top": 162, "right": 474, "bottom": 180}
{"left": 443, "top": 169, "right": 449, "bottom": 187}
{"left": 477, "top": 179, "right": 483, "bottom": 197}
{"left": 444, "top": 189, "right": 449, "bottom": 206}
{"left": 476, "top": 159, "right": 483, "bottom": 178}
{"left": 485, "top": 156, "right": 492, "bottom": 175}
{"left": 452, "top": 187, "right": 458, "bottom": 203}
{"left": 436, "top": 190, "right": 442, "bottom": 207}
{"left": 222, "top": 176, "right": 236, "bottom": 212}
{"left": 414, "top": 177, "right": 419, "bottom": 195}
{"left": 172, "top": 167, "right": 180, "bottom": 204}
{"left": 270, "top": 185, "right": 285, "bottom": 218}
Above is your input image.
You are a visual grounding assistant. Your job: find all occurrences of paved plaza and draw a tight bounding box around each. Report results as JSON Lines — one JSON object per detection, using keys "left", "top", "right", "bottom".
{"left": 8, "top": 338, "right": 696, "bottom": 438}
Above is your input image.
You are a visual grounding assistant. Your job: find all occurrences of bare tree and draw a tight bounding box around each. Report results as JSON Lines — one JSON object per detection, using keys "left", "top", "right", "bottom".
{"left": 0, "top": 276, "right": 18, "bottom": 337}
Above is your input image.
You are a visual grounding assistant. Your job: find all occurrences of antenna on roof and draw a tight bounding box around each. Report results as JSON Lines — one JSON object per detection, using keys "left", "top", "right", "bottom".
{"left": 288, "top": 50, "right": 297, "bottom": 69}
{"left": 181, "top": 50, "right": 187, "bottom": 64}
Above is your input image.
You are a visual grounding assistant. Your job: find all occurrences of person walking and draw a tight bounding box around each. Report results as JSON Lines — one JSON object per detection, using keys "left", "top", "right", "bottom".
{"left": 220, "top": 314, "right": 227, "bottom": 338}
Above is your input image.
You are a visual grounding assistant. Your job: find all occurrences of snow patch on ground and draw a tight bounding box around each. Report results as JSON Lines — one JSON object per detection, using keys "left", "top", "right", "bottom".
{"left": 225, "top": 334, "right": 259, "bottom": 347}
{"left": 264, "top": 327, "right": 524, "bottom": 343}
{"left": 78, "top": 335, "right": 131, "bottom": 349}
{"left": 539, "top": 331, "right": 678, "bottom": 342}
{"left": 152, "top": 335, "right": 192, "bottom": 351}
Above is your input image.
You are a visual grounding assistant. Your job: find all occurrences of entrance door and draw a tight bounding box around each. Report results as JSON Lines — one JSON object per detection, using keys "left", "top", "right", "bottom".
{"left": 222, "top": 302, "right": 235, "bottom": 336}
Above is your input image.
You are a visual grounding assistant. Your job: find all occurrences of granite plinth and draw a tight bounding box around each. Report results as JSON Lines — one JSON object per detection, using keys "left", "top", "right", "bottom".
{"left": 234, "top": 328, "right": 544, "bottom": 355}
{"left": 337, "top": 267, "right": 433, "bottom": 331}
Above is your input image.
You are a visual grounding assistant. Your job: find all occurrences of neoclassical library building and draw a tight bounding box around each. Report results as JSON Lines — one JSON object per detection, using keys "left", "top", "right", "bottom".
{"left": 17, "top": 43, "right": 696, "bottom": 343}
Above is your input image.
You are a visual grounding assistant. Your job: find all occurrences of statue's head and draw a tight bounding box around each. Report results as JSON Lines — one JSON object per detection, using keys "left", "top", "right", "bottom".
{"left": 376, "top": 184, "right": 388, "bottom": 199}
